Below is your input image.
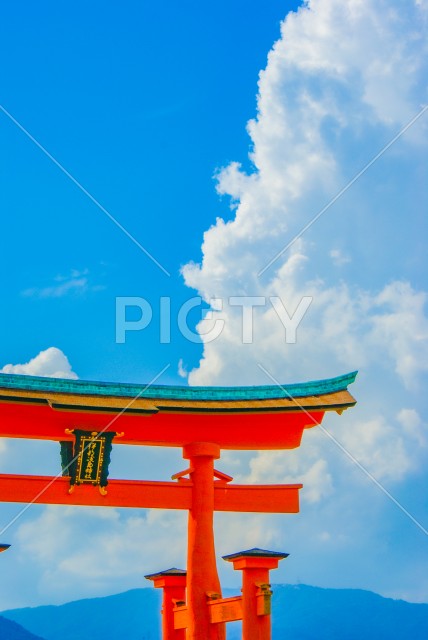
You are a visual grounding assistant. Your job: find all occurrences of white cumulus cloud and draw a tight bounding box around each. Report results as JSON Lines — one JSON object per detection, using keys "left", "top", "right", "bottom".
{"left": 181, "top": 0, "right": 428, "bottom": 498}
{"left": 182, "top": 0, "right": 428, "bottom": 389}
{"left": 0, "top": 347, "right": 78, "bottom": 379}
{"left": 16, "top": 506, "right": 187, "bottom": 600}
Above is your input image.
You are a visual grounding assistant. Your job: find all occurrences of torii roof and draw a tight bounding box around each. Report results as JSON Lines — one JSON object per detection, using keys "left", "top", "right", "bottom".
{"left": 0, "top": 371, "right": 357, "bottom": 449}
{"left": 0, "top": 370, "right": 357, "bottom": 402}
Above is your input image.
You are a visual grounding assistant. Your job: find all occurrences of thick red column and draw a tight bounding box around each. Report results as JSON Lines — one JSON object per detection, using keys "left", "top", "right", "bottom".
{"left": 223, "top": 548, "right": 288, "bottom": 640}
{"left": 183, "top": 442, "right": 225, "bottom": 640}
{"left": 145, "top": 568, "right": 187, "bottom": 640}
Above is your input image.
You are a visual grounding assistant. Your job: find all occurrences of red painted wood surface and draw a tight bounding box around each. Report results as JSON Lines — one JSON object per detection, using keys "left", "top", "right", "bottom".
{"left": 173, "top": 605, "right": 189, "bottom": 631}
{"left": 0, "top": 402, "right": 324, "bottom": 449}
{"left": 184, "top": 443, "right": 225, "bottom": 640}
{"left": 147, "top": 574, "right": 187, "bottom": 640}
{"left": 0, "top": 474, "right": 192, "bottom": 509}
{"left": 0, "top": 474, "right": 301, "bottom": 512}
{"left": 208, "top": 596, "right": 243, "bottom": 624}
{"left": 227, "top": 555, "right": 285, "bottom": 640}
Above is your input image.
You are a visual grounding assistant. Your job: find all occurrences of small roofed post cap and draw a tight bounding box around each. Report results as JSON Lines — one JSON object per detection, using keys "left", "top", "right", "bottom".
{"left": 145, "top": 567, "right": 187, "bottom": 580}
{"left": 0, "top": 544, "right": 10, "bottom": 553}
{"left": 222, "top": 548, "right": 289, "bottom": 561}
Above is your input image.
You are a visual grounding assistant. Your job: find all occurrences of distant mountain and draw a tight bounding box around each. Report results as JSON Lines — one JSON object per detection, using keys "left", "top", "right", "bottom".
{"left": 1, "top": 589, "right": 159, "bottom": 640}
{"left": 2, "top": 584, "right": 428, "bottom": 640}
{"left": 0, "top": 615, "right": 45, "bottom": 640}
{"left": 272, "top": 585, "right": 428, "bottom": 640}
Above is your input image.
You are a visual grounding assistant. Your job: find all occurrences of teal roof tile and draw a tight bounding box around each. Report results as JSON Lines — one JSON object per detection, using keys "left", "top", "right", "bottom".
{"left": 0, "top": 371, "right": 357, "bottom": 402}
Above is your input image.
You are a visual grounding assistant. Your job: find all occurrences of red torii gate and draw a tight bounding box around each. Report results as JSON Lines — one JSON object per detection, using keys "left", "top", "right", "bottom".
{"left": 0, "top": 371, "right": 357, "bottom": 639}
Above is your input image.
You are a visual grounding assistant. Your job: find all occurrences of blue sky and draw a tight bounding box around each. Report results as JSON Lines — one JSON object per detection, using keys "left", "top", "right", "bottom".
{"left": 0, "top": 0, "right": 428, "bottom": 611}
{"left": 0, "top": 0, "right": 297, "bottom": 384}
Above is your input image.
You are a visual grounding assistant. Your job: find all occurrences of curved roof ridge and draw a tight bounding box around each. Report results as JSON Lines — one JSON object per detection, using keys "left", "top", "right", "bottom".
{"left": 0, "top": 371, "right": 357, "bottom": 401}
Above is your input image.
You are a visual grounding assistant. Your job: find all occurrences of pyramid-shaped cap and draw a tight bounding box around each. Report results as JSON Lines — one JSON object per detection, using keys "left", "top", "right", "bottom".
{"left": 223, "top": 548, "right": 289, "bottom": 561}
{"left": 145, "top": 567, "right": 187, "bottom": 580}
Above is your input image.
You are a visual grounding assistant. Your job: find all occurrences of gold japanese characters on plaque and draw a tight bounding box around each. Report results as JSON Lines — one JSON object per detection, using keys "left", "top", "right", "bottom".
{"left": 60, "top": 429, "right": 122, "bottom": 495}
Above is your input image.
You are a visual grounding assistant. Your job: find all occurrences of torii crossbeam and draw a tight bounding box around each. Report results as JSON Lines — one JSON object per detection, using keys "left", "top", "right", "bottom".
{"left": 0, "top": 371, "right": 357, "bottom": 640}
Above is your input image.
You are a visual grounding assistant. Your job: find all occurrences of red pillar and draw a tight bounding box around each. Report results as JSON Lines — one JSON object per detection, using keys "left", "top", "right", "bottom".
{"left": 223, "top": 548, "right": 288, "bottom": 640}
{"left": 145, "top": 568, "right": 187, "bottom": 640}
{"left": 183, "top": 442, "right": 225, "bottom": 640}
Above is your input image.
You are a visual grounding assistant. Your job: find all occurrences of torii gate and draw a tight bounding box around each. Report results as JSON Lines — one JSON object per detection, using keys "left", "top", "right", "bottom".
{"left": 0, "top": 371, "right": 357, "bottom": 639}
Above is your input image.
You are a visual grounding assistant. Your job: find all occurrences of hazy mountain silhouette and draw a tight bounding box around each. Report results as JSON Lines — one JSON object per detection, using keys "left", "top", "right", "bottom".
{"left": 0, "top": 615, "right": 46, "bottom": 640}
{"left": 2, "top": 584, "right": 428, "bottom": 640}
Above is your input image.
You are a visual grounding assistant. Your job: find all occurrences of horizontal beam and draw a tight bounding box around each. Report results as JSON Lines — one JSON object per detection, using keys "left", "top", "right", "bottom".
{"left": 214, "top": 483, "right": 301, "bottom": 513}
{"left": 173, "top": 605, "right": 189, "bottom": 630}
{"left": 0, "top": 475, "right": 302, "bottom": 513}
{"left": 0, "top": 474, "right": 192, "bottom": 510}
{"left": 0, "top": 401, "right": 325, "bottom": 449}
{"left": 208, "top": 596, "right": 243, "bottom": 623}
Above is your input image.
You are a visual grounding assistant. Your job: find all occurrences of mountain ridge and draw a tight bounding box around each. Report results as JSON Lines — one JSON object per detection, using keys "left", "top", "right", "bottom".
{"left": 2, "top": 584, "right": 427, "bottom": 640}
{"left": 0, "top": 615, "right": 46, "bottom": 640}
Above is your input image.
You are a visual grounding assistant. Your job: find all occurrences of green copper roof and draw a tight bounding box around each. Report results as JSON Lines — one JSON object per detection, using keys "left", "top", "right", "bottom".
{"left": 0, "top": 371, "right": 357, "bottom": 402}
